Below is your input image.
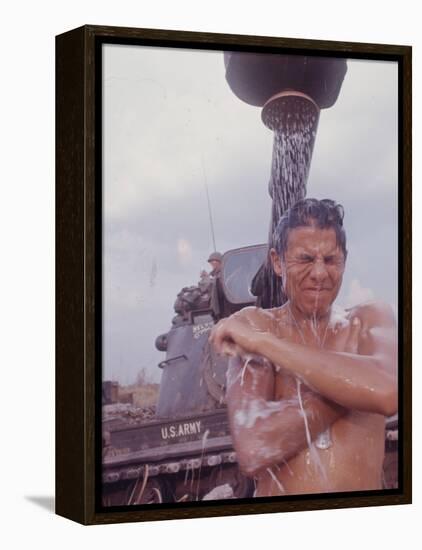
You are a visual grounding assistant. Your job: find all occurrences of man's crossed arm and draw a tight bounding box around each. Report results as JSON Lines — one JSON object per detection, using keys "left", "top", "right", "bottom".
{"left": 225, "top": 355, "right": 345, "bottom": 477}
{"left": 211, "top": 302, "right": 398, "bottom": 477}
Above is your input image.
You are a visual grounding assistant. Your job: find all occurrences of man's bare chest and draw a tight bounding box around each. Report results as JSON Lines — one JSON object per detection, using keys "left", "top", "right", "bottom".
{"left": 272, "top": 319, "right": 354, "bottom": 401}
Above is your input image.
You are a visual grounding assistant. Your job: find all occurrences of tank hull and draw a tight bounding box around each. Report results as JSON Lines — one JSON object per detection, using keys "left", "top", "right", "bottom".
{"left": 102, "top": 408, "right": 254, "bottom": 504}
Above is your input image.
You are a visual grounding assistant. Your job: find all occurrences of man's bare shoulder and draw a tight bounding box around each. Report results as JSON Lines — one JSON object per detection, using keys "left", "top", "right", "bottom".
{"left": 347, "top": 301, "right": 396, "bottom": 330}
{"left": 233, "top": 305, "right": 286, "bottom": 330}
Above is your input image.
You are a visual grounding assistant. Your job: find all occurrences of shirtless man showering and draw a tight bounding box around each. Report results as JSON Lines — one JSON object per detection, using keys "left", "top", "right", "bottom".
{"left": 210, "top": 198, "right": 398, "bottom": 495}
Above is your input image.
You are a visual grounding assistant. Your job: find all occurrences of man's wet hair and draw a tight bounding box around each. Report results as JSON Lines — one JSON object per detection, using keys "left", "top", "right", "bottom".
{"left": 273, "top": 198, "right": 347, "bottom": 259}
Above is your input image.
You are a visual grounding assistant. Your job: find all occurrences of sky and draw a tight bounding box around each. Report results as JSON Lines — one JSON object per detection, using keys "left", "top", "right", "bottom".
{"left": 102, "top": 45, "right": 398, "bottom": 384}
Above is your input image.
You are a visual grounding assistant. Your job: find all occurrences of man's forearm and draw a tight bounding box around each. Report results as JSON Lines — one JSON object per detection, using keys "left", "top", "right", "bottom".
{"left": 228, "top": 388, "right": 345, "bottom": 477}
{"left": 257, "top": 334, "right": 397, "bottom": 416}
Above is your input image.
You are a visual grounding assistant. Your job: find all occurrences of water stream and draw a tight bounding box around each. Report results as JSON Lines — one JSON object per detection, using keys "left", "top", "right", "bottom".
{"left": 252, "top": 94, "right": 320, "bottom": 308}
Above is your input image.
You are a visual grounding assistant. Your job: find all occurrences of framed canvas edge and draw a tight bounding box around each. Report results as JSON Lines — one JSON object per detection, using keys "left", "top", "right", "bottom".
{"left": 55, "top": 24, "right": 412, "bottom": 526}
{"left": 56, "top": 25, "right": 87, "bottom": 525}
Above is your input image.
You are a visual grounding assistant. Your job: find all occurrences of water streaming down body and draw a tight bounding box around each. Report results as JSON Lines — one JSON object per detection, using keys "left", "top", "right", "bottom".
{"left": 296, "top": 379, "right": 328, "bottom": 483}
{"left": 266, "top": 466, "right": 285, "bottom": 494}
{"left": 240, "top": 354, "right": 254, "bottom": 386}
{"left": 289, "top": 305, "right": 331, "bottom": 481}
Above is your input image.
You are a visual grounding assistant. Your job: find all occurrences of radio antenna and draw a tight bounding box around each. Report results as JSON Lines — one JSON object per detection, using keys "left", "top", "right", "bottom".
{"left": 201, "top": 157, "right": 217, "bottom": 252}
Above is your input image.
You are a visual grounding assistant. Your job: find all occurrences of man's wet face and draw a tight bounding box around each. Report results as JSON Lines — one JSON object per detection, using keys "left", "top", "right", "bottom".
{"left": 274, "top": 225, "right": 345, "bottom": 318}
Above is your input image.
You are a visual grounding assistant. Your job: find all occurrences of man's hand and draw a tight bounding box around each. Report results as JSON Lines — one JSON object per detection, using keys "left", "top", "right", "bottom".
{"left": 209, "top": 313, "right": 266, "bottom": 357}
{"left": 344, "top": 316, "right": 362, "bottom": 353}
{"left": 260, "top": 303, "right": 398, "bottom": 416}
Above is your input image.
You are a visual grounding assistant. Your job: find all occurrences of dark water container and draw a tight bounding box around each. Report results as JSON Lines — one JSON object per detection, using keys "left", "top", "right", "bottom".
{"left": 224, "top": 52, "right": 347, "bottom": 109}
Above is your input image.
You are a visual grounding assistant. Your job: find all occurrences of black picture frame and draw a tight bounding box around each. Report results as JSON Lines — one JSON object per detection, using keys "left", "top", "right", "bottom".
{"left": 56, "top": 24, "right": 412, "bottom": 525}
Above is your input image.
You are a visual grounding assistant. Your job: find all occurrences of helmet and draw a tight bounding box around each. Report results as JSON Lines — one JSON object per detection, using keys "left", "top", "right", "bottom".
{"left": 207, "top": 252, "right": 222, "bottom": 263}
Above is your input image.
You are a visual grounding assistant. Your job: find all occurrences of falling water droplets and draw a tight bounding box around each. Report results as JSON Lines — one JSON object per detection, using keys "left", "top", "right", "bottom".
{"left": 253, "top": 94, "right": 320, "bottom": 308}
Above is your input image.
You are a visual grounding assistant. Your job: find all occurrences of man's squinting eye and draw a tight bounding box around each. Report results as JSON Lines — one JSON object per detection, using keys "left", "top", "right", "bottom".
{"left": 297, "top": 254, "right": 314, "bottom": 263}
{"left": 293, "top": 253, "right": 343, "bottom": 265}
{"left": 324, "top": 254, "right": 344, "bottom": 266}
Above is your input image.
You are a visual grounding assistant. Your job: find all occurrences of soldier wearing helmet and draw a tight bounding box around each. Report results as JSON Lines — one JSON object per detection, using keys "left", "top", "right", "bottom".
{"left": 207, "top": 251, "right": 222, "bottom": 277}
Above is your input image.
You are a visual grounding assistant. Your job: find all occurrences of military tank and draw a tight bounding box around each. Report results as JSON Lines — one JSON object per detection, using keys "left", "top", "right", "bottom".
{"left": 102, "top": 244, "right": 267, "bottom": 505}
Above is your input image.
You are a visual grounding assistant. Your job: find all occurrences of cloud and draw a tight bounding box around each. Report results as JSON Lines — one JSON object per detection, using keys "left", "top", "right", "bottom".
{"left": 177, "top": 238, "right": 193, "bottom": 266}
{"left": 103, "top": 44, "right": 272, "bottom": 223}
{"left": 102, "top": 47, "right": 398, "bottom": 384}
{"left": 308, "top": 59, "right": 398, "bottom": 199}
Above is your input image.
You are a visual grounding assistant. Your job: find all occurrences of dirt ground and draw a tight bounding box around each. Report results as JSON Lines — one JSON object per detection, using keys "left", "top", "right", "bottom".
{"left": 118, "top": 383, "right": 159, "bottom": 408}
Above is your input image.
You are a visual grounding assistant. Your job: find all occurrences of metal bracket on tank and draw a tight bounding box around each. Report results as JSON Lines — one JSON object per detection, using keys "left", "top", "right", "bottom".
{"left": 158, "top": 354, "right": 188, "bottom": 369}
